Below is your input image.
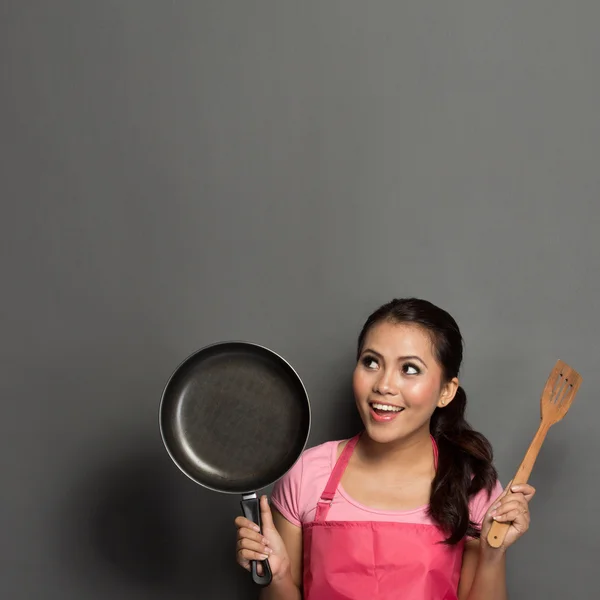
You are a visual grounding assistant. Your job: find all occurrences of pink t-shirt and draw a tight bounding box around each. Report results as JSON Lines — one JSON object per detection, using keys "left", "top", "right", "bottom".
{"left": 271, "top": 439, "right": 504, "bottom": 532}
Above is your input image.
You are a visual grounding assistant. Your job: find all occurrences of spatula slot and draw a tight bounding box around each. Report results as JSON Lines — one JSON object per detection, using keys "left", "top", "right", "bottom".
{"left": 553, "top": 371, "right": 575, "bottom": 405}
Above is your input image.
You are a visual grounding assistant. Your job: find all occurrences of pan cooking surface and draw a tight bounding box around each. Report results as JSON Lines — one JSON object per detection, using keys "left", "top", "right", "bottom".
{"left": 160, "top": 343, "right": 310, "bottom": 493}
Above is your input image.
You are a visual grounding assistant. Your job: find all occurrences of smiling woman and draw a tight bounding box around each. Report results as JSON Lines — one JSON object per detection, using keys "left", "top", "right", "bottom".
{"left": 234, "top": 298, "right": 536, "bottom": 600}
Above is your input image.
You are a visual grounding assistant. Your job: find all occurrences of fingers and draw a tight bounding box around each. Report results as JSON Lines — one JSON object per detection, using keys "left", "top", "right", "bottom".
{"left": 489, "top": 485, "right": 535, "bottom": 525}
{"left": 237, "top": 536, "right": 273, "bottom": 562}
{"left": 233, "top": 496, "right": 275, "bottom": 532}
{"left": 510, "top": 483, "right": 536, "bottom": 501}
{"left": 484, "top": 480, "right": 514, "bottom": 521}
{"left": 235, "top": 523, "right": 272, "bottom": 552}
{"left": 489, "top": 482, "right": 536, "bottom": 510}
{"left": 235, "top": 527, "right": 273, "bottom": 570}
{"left": 237, "top": 526, "right": 269, "bottom": 546}
{"left": 237, "top": 549, "right": 270, "bottom": 571}
{"left": 260, "top": 495, "right": 275, "bottom": 528}
{"left": 234, "top": 516, "right": 261, "bottom": 533}
{"left": 490, "top": 499, "right": 529, "bottom": 522}
{"left": 235, "top": 508, "right": 274, "bottom": 571}
{"left": 482, "top": 483, "right": 536, "bottom": 550}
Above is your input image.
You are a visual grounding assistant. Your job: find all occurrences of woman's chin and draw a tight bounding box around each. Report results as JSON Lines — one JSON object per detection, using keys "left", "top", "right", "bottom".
{"left": 363, "top": 421, "right": 405, "bottom": 444}
{"left": 362, "top": 418, "right": 427, "bottom": 446}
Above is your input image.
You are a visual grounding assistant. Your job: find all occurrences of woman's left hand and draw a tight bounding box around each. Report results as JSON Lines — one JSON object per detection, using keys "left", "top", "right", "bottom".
{"left": 480, "top": 482, "right": 536, "bottom": 552}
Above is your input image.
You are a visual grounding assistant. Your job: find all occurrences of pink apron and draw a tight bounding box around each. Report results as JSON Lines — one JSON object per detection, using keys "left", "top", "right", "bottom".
{"left": 302, "top": 434, "right": 464, "bottom": 600}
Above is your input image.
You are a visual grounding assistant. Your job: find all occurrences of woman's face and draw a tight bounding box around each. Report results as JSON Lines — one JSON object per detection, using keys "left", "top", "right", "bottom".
{"left": 352, "top": 321, "right": 457, "bottom": 445}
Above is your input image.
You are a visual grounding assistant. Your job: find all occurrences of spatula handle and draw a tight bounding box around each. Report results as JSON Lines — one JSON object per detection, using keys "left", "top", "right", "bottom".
{"left": 486, "top": 423, "right": 549, "bottom": 548}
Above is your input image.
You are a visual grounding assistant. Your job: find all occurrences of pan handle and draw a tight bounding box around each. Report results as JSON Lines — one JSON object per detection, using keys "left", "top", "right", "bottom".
{"left": 240, "top": 493, "right": 273, "bottom": 586}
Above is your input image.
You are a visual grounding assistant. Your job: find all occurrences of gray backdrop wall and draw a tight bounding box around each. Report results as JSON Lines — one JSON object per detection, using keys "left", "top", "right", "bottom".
{"left": 2, "top": 1, "right": 599, "bottom": 599}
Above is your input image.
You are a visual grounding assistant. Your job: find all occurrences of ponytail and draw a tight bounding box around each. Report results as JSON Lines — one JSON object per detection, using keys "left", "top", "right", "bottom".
{"left": 428, "top": 386, "right": 498, "bottom": 544}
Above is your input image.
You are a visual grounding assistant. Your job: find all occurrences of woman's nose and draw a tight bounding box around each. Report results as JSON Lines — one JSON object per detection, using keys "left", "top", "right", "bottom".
{"left": 373, "top": 369, "right": 399, "bottom": 395}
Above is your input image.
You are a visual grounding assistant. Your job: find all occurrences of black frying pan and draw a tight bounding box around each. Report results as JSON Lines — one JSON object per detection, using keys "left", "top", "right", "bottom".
{"left": 159, "top": 341, "right": 311, "bottom": 586}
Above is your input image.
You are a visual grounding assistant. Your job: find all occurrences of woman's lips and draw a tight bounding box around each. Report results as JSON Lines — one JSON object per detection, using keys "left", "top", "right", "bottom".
{"left": 368, "top": 402, "right": 405, "bottom": 423}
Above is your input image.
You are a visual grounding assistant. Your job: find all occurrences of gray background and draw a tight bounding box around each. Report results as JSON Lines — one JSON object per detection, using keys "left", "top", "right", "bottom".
{"left": 2, "top": 1, "right": 598, "bottom": 599}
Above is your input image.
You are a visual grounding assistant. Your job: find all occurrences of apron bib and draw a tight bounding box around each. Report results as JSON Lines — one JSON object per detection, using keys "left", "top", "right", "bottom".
{"left": 302, "top": 434, "right": 464, "bottom": 600}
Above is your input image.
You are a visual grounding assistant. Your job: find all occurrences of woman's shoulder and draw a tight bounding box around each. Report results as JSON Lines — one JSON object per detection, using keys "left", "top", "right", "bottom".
{"left": 468, "top": 478, "right": 505, "bottom": 525}
{"left": 290, "top": 437, "right": 345, "bottom": 480}
{"left": 301, "top": 438, "right": 342, "bottom": 462}
{"left": 270, "top": 438, "right": 347, "bottom": 526}
{"left": 278, "top": 436, "right": 347, "bottom": 484}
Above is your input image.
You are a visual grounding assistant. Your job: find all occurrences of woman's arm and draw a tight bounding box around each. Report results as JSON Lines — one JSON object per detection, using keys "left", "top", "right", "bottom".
{"left": 258, "top": 506, "right": 303, "bottom": 600}
{"left": 458, "top": 483, "right": 536, "bottom": 600}
{"left": 236, "top": 497, "right": 303, "bottom": 600}
{"left": 458, "top": 540, "right": 507, "bottom": 600}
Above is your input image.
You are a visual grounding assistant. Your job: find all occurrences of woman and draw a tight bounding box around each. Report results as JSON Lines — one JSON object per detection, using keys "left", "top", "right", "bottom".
{"left": 235, "top": 298, "right": 535, "bottom": 599}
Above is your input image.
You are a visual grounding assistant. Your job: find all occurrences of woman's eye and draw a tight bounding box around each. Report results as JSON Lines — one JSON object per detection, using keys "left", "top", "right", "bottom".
{"left": 362, "top": 357, "right": 379, "bottom": 370}
{"left": 403, "top": 363, "right": 420, "bottom": 375}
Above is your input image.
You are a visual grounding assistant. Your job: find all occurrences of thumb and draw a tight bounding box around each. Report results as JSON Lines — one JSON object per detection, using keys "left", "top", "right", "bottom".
{"left": 259, "top": 495, "right": 275, "bottom": 528}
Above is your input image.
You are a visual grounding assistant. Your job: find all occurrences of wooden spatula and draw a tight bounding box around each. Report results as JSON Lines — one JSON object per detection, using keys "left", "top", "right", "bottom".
{"left": 487, "top": 359, "right": 582, "bottom": 548}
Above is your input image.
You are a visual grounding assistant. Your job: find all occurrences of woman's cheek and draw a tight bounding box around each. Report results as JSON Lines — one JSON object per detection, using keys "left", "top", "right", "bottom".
{"left": 404, "top": 379, "right": 437, "bottom": 406}
{"left": 352, "top": 369, "right": 366, "bottom": 396}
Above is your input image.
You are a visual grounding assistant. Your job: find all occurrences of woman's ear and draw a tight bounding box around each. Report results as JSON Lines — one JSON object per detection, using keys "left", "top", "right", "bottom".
{"left": 437, "top": 377, "right": 459, "bottom": 408}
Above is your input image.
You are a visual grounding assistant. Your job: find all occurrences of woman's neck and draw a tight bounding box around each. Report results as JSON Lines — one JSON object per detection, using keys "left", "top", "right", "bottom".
{"left": 354, "top": 427, "right": 435, "bottom": 477}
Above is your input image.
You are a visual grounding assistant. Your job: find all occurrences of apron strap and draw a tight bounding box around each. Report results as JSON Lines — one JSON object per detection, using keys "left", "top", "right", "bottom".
{"left": 314, "top": 432, "right": 439, "bottom": 522}
{"left": 315, "top": 434, "right": 361, "bottom": 521}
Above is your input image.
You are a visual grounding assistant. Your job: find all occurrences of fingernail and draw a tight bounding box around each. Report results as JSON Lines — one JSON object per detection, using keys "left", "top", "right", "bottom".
{"left": 492, "top": 503, "right": 500, "bottom": 511}
{"left": 252, "top": 525, "right": 260, "bottom": 532}
{"left": 493, "top": 515, "right": 503, "bottom": 521}
{"left": 511, "top": 485, "right": 520, "bottom": 491}
{"left": 259, "top": 554, "right": 268, "bottom": 560}
{"left": 264, "top": 547, "right": 273, "bottom": 554}
{"left": 489, "top": 509, "right": 497, "bottom": 517}
{"left": 262, "top": 538, "right": 269, "bottom": 545}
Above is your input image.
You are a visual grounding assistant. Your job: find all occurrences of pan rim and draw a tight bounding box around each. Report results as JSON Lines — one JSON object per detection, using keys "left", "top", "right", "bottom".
{"left": 158, "top": 339, "right": 312, "bottom": 494}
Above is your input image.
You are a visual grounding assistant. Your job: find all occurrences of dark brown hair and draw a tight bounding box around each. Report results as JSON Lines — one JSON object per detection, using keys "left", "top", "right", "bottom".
{"left": 357, "top": 297, "right": 498, "bottom": 544}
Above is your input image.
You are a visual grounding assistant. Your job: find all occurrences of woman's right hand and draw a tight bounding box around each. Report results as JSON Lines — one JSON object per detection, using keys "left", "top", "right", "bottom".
{"left": 235, "top": 495, "right": 290, "bottom": 581}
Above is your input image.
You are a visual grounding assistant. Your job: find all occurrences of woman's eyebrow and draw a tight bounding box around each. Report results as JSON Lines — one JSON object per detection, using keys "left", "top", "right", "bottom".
{"left": 398, "top": 355, "right": 427, "bottom": 367}
{"left": 362, "top": 349, "right": 427, "bottom": 367}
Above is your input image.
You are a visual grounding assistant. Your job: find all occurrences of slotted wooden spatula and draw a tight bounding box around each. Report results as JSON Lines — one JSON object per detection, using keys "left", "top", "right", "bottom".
{"left": 487, "top": 359, "right": 582, "bottom": 548}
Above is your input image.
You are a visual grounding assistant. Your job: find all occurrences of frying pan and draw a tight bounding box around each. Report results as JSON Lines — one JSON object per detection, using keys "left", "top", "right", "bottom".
{"left": 159, "top": 341, "right": 311, "bottom": 586}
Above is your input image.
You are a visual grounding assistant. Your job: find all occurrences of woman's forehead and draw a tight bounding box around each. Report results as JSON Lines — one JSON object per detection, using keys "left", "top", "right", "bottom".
{"left": 363, "top": 321, "right": 437, "bottom": 357}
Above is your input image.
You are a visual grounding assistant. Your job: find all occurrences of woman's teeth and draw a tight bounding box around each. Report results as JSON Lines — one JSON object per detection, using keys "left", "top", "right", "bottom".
{"left": 371, "top": 403, "right": 403, "bottom": 413}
